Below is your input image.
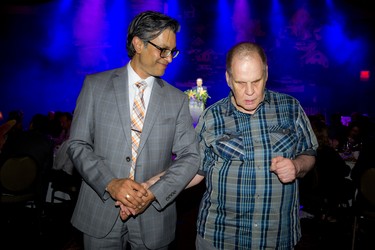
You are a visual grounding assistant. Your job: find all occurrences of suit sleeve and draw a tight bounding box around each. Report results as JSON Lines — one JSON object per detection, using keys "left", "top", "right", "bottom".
{"left": 149, "top": 94, "right": 200, "bottom": 209}
{"left": 67, "top": 76, "right": 115, "bottom": 201}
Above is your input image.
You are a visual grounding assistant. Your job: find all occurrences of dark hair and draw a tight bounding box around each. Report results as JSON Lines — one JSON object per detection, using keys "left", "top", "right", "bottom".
{"left": 30, "top": 113, "right": 49, "bottom": 133}
{"left": 226, "top": 42, "right": 267, "bottom": 75}
{"left": 126, "top": 11, "right": 180, "bottom": 59}
{"left": 8, "top": 110, "right": 23, "bottom": 123}
{"left": 61, "top": 111, "right": 73, "bottom": 121}
{"left": 310, "top": 118, "right": 330, "bottom": 148}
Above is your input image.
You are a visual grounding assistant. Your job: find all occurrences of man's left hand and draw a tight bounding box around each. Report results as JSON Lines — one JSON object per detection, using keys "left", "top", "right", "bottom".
{"left": 116, "top": 189, "right": 155, "bottom": 220}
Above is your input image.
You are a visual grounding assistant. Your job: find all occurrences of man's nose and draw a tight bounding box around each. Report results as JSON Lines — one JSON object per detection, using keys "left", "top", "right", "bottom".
{"left": 245, "top": 83, "right": 254, "bottom": 95}
{"left": 164, "top": 53, "right": 173, "bottom": 63}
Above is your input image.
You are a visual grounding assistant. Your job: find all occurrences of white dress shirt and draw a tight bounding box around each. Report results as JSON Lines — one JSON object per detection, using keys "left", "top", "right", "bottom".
{"left": 127, "top": 62, "right": 154, "bottom": 116}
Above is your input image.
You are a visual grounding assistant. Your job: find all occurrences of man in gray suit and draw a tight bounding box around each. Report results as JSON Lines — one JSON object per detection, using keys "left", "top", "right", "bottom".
{"left": 67, "top": 11, "right": 200, "bottom": 249}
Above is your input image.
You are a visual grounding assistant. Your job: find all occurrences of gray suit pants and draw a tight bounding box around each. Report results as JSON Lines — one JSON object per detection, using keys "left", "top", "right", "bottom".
{"left": 84, "top": 216, "right": 169, "bottom": 250}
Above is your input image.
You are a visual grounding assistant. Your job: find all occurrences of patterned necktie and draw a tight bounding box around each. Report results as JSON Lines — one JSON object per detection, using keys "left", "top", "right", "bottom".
{"left": 129, "top": 81, "right": 147, "bottom": 180}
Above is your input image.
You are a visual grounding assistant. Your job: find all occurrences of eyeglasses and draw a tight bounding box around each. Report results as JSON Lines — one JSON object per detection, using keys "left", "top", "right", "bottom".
{"left": 147, "top": 41, "right": 179, "bottom": 59}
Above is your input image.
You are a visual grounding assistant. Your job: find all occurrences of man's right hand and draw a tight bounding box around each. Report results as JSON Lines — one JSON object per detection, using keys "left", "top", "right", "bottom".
{"left": 106, "top": 178, "right": 148, "bottom": 209}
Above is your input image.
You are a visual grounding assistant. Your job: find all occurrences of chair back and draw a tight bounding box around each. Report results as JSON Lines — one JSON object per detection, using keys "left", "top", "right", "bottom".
{"left": 0, "top": 156, "right": 38, "bottom": 193}
{"left": 360, "top": 168, "right": 375, "bottom": 207}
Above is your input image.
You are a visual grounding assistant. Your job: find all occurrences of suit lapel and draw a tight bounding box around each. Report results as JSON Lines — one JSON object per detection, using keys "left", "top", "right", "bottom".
{"left": 137, "top": 78, "right": 164, "bottom": 153}
{"left": 112, "top": 72, "right": 165, "bottom": 156}
{"left": 112, "top": 67, "right": 132, "bottom": 147}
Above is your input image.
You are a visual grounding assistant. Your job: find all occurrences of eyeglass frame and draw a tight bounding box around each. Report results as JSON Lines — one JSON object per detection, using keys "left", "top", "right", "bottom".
{"left": 147, "top": 41, "right": 179, "bottom": 59}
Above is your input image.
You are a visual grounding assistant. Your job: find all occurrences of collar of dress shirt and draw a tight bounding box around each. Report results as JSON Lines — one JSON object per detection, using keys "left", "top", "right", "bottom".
{"left": 127, "top": 62, "right": 155, "bottom": 89}
{"left": 127, "top": 62, "right": 154, "bottom": 110}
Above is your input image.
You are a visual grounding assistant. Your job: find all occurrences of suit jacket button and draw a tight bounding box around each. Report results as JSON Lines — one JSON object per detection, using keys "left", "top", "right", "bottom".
{"left": 126, "top": 157, "right": 131, "bottom": 162}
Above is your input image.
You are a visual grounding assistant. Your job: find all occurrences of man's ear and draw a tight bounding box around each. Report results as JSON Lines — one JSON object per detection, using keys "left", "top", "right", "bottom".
{"left": 225, "top": 71, "right": 232, "bottom": 89}
{"left": 132, "top": 36, "right": 144, "bottom": 54}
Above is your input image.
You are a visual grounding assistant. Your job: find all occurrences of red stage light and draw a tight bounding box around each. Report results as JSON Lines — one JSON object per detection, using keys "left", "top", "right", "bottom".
{"left": 360, "top": 70, "right": 370, "bottom": 81}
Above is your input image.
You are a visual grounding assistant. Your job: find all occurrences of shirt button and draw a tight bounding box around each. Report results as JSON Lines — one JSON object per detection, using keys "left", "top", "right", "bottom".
{"left": 126, "top": 157, "right": 131, "bottom": 162}
{"left": 254, "top": 223, "right": 258, "bottom": 227}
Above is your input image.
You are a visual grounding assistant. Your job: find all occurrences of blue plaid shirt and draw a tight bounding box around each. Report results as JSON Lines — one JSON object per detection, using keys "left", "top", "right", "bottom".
{"left": 195, "top": 89, "right": 318, "bottom": 250}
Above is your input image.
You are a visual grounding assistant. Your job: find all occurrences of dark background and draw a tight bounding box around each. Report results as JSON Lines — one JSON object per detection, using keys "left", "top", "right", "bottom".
{"left": 1, "top": 0, "right": 374, "bottom": 126}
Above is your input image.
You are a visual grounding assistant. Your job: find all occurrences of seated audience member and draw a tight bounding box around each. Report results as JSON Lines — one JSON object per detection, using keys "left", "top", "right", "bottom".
{"left": 310, "top": 118, "right": 354, "bottom": 221}
{"left": 47, "top": 110, "right": 63, "bottom": 139}
{"left": 51, "top": 139, "right": 81, "bottom": 198}
{"left": 342, "top": 121, "right": 363, "bottom": 155}
{"left": 327, "top": 112, "right": 347, "bottom": 151}
{"left": 0, "top": 113, "right": 54, "bottom": 202}
{"left": 50, "top": 111, "right": 72, "bottom": 148}
{"left": 1, "top": 113, "right": 53, "bottom": 166}
{"left": 53, "top": 140, "right": 74, "bottom": 176}
{"left": 0, "top": 120, "right": 16, "bottom": 152}
{"left": 6, "top": 110, "right": 24, "bottom": 136}
{"left": 351, "top": 119, "right": 375, "bottom": 196}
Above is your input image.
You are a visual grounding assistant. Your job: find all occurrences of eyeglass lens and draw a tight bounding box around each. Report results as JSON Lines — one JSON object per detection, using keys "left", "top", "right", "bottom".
{"left": 148, "top": 41, "right": 179, "bottom": 59}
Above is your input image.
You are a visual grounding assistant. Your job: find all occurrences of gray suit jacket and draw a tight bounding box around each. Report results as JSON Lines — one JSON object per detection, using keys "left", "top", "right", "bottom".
{"left": 67, "top": 66, "right": 200, "bottom": 248}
